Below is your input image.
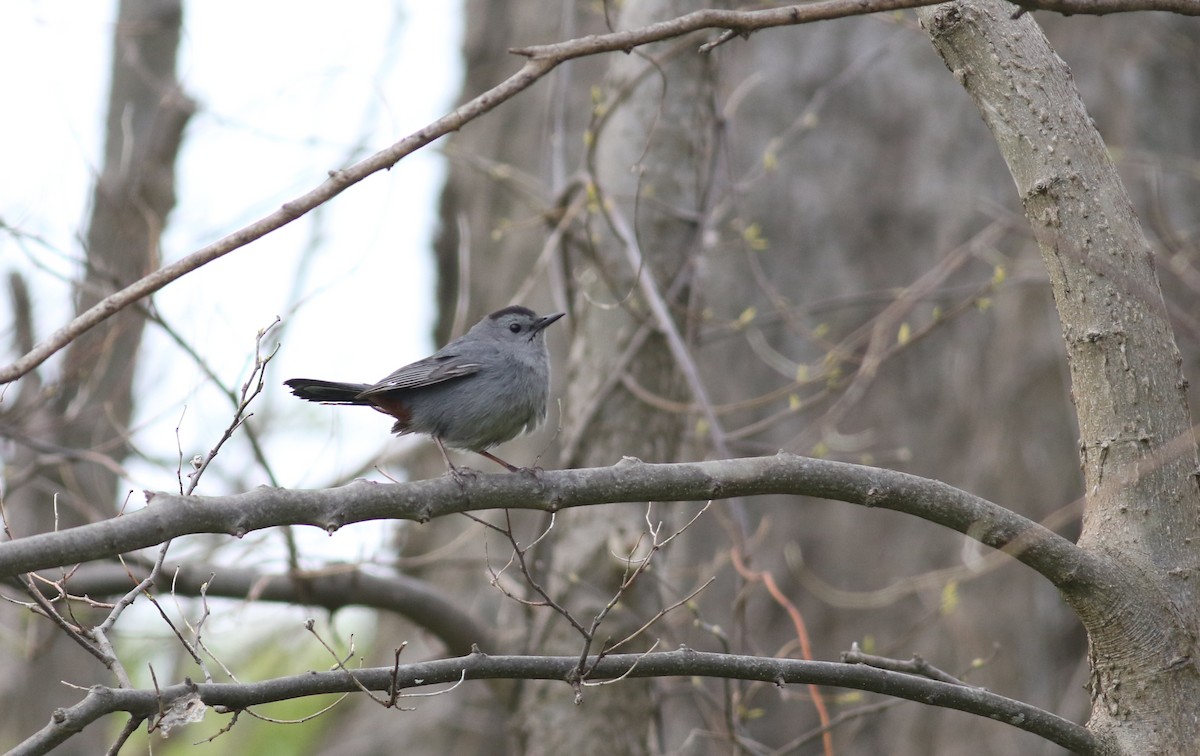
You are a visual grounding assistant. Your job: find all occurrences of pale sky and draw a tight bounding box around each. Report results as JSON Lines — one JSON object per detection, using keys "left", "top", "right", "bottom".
{"left": 1, "top": 1, "right": 464, "bottom": 564}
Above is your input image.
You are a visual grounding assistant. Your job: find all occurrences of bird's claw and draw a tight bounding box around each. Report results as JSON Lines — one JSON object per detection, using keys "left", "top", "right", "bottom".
{"left": 447, "top": 465, "right": 480, "bottom": 486}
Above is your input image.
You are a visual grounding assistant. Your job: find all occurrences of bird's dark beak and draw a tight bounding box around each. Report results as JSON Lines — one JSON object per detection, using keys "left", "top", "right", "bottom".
{"left": 533, "top": 312, "right": 565, "bottom": 334}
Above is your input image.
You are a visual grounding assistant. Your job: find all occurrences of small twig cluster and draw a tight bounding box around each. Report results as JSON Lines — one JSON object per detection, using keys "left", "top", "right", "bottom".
{"left": 472, "top": 501, "right": 715, "bottom": 699}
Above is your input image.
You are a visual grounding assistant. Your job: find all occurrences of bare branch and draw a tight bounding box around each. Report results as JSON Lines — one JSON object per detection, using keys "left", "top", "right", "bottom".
{"left": 12, "top": 573, "right": 111, "bottom": 669}
{"left": 20, "top": 559, "right": 492, "bottom": 657}
{"left": 843, "top": 643, "right": 974, "bottom": 686}
{"left": 183, "top": 319, "right": 280, "bottom": 496}
{"left": 11, "top": 648, "right": 1101, "bottom": 756}
{"left": 0, "top": 455, "right": 1103, "bottom": 594}
{"left": 104, "top": 715, "right": 142, "bottom": 756}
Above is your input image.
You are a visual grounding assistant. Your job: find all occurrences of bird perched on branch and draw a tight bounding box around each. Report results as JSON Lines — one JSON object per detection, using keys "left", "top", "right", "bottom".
{"left": 285, "top": 305, "right": 564, "bottom": 474}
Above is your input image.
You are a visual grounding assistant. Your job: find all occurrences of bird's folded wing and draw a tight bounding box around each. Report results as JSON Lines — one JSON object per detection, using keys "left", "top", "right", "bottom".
{"left": 358, "top": 352, "right": 483, "bottom": 395}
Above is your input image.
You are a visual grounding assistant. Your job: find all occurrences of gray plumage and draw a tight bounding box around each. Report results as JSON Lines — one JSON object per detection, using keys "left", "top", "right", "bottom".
{"left": 285, "top": 306, "right": 563, "bottom": 471}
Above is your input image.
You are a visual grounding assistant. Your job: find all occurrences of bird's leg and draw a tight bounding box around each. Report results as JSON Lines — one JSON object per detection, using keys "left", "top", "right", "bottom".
{"left": 475, "top": 449, "right": 520, "bottom": 472}
{"left": 434, "top": 436, "right": 468, "bottom": 479}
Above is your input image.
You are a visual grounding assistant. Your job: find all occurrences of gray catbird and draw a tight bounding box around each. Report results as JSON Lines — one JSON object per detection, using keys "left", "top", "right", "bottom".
{"left": 285, "top": 305, "right": 564, "bottom": 473}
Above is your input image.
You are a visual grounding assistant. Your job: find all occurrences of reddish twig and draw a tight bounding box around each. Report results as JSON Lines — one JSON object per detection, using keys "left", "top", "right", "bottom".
{"left": 732, "top": 547, "right": 833, "bottom": 756}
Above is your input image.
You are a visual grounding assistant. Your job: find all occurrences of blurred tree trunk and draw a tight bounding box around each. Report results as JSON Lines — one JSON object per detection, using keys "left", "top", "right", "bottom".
{"left": 512, "top": 0, "right": 717, "bottom": 751}
{"left": 0, "top": 1, "right": 191, "bottom": 751}
{"left": 320, "top": 2, "right": 615, "bottom": 753}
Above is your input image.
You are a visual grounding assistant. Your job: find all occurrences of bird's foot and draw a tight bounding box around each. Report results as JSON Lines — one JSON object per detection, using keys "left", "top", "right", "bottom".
{"left": 446, "top": 464, "right": 480, "bottom": 486}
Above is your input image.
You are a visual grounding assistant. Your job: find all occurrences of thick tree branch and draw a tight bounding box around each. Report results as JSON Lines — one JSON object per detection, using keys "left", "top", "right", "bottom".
{"left": 1, "top": 0, "right": 1189, "bottom": 387}
{"left": 13, "top": 648, "right": 1101, "bottom": 756}
{"left": 0, "top": 455, "right": 1106, "bottom": 592}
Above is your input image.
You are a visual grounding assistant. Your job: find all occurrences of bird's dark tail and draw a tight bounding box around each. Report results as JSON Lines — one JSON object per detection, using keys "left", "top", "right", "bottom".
{"left": 284, "top": 378, "right": 373, "bottom": 405}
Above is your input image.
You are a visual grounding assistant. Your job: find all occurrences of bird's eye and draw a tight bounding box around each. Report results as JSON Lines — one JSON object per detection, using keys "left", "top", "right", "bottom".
{"left": 509, "top": 323, "right": 522, "bottom": 333}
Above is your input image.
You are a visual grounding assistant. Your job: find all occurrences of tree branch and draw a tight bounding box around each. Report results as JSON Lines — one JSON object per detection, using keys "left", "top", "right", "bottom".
{"left": 17, "top": 561, "right": 491, "bottom": 656}
{"left": 18, "top": 652, "right": 1099, "bottom": 756}
{"left": 12, "top": 648, "right": 1101, "bottom": 756}
{"left": 0, "top": 455, "right": 1105, "bottom": 593}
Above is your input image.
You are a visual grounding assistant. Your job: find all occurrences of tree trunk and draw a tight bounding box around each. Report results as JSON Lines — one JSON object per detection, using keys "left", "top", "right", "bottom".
{"left": 0, "top": 1, "right": 191, "bottom": 751}
{"left": 513, "top": 0, "right": 720, "bottom": 751}
{"left": 919, "top": 1, "right": 1200, "bottom": 750}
